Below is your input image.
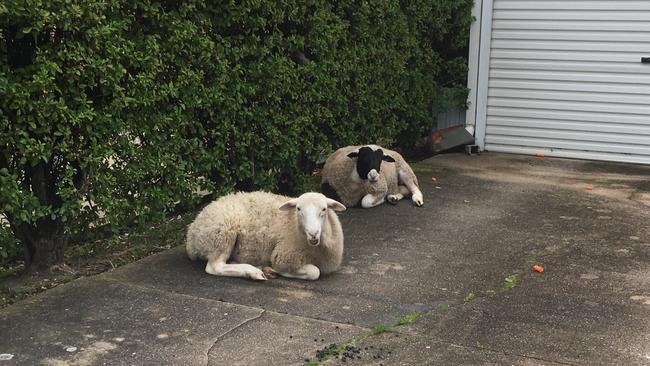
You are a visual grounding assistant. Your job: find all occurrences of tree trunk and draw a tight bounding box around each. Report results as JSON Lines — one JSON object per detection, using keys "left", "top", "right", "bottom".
{"left": 26, "top": 237, "right": 66, "bottom": 272}
{"left": 4, "top": 27, "right": 86, "bottom": 273}
{"left": 12, "top": 217, "right": 67, "bottom": 273}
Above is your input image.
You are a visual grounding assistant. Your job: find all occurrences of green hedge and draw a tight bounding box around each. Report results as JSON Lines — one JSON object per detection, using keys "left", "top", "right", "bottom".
{"left": 0, "top": 0, "right": 472, "bottom": 270}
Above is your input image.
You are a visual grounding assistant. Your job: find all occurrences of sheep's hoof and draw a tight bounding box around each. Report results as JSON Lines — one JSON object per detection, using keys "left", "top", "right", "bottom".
{"left": 412, "top": 192, "right": 424, "bottom": 207}
{"left": 261, "top": 266, "right": 279, "bottom": 279}
{"left": 387, "top": 195, "right": 399, "bottom": 204}
{"left": 250, "top": 269, "right": 268, "bottom": 281}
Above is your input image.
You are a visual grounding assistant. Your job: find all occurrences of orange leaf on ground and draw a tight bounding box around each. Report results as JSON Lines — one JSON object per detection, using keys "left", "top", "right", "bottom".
{"left": 532, "top": 265, "right": 544, "bottom": 273}
{"left": 534, "top": 153, "right": 545, "bottom": 157}
{"left": 586, "top": 184, "right": 593, "bottom": 191}
{"left": 431, "top": 176, "right": 437, "bottom": 182}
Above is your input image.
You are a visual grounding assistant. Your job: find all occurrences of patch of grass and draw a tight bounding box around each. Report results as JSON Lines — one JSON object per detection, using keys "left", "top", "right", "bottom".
{"left": 503, "top": 274, "right": 519, "bottom": 290}
{"left": 463, "top": 292, "right": 476, "bottom": 303}
{"left": 370, "top": 324, "right": 395, "bottom": 335}
{"left": 396, "top": 311, "right": 421, "bottom": 326}
{"left": 410, "top": 163, "right": 435, "bottom": 173}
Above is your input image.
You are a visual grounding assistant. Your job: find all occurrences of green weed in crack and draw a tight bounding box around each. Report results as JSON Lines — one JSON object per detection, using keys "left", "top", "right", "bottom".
{"left": 503, "top": 274, "right": 519, "bottom": 290}
{"left": 371, "top": 324, "right": 395, "bottom": 335}
{"left": 303, "top": 311, "right": 427, "bottom": 365}
{"left": 396, "top": 312, "right": 421, "bottom": 326}
{"left": 463, "top": 292, "right": 476, "bottom": 304}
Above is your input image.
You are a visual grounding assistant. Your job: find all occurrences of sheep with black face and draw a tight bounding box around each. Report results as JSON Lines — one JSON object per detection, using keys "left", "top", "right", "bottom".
{"left": 347, "top": 146, "right": 395, "bottom": 183}
{"left": 321, "top": 145, "right": 423, "bottom": 208}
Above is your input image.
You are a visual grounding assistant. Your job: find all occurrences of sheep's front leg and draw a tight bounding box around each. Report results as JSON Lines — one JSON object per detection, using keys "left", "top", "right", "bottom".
{"left": 260, "top": 266, "right": 279, "bottom": 279}
{"left": 206, "top": 255, "right": 267, "bottom": 281}
{"left": 278, "top": 264, "right": 320, "bottom": 281}
{"left": 387, "top": 186, "right": 409, "bottom": 204}
{"left": 398, "top": 169, "right": 423, "bottom": 207}
{"left": 361, "top": 193, "right": 385, "bottom": 208}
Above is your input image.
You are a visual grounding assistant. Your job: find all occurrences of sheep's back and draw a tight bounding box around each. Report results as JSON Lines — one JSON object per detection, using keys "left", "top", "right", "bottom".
{"left": 185, "top": 191, "right": 290, "bottom": 262}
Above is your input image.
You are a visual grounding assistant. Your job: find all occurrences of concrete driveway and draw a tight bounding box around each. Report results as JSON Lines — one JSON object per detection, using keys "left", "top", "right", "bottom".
{"left": 1, "top": 152, "right": 649, "bottom": 365}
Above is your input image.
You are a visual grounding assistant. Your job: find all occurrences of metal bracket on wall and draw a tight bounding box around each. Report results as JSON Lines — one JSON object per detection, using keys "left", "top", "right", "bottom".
{"left": 465, "top": 144, "right": 481, "bottom": 156}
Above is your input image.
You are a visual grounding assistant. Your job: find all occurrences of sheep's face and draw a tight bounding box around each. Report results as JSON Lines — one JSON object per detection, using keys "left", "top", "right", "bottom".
{"left": 279, "top": 193, "right": 346, "bottom": 246}
{"left": 347, "top": 146, "right": 395, "bottom": 184}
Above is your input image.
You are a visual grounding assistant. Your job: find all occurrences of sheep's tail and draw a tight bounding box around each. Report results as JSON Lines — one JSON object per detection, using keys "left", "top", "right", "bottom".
{"left": 186, "top": 238, "right": 199, "bottom": 261}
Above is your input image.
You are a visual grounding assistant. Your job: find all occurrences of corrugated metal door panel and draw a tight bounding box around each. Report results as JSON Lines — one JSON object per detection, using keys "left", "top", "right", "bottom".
{"left": 488, "top": 126, "right": 650, "bottom": 146}
{"left": 492, "top": 30, "right": 650, "bottom": 43}
{"left": 489, "top": 79, "right": 650, "bottom": 95}
{"left": 488, "top": 107, "right": 650, "bottom": 126}
{"left": 489, "top": 89, "right": 649, "bottom": 105}
{"left": 489, "top": 98, "right": 650, "bottom": 115}
{"left": 436, "top": 109, "right": 467, "bottom": 130}
{"left": 495, "top": 1, "right": 650, "bottom": 11}
{"left": 488, "top": 117, "right": 650, "bottom": 135}
{"left": 491, "top": 60, "right": 645, "bottom": 74}
{"left": 491, "top": 40, "right": 649, "bottom": 53}
{"left": 494, "top": 10, "right": 650, "bottom": 21}
{"left": 490, "top": 70, "right": 650, "bottom": 84}
{"left": 486, "top": 136, "right": 650, "bottom": 155}
{"left": 493, "top": 20, "right": 650, "bottom": 32}
{"left": 485, "top": 0, "right": 650, "bottom": 164}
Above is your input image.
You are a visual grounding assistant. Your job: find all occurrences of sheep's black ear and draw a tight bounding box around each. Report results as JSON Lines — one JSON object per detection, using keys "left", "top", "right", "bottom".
{"left": 382, "top": 155, "right": 396, "bottom": 162}
{"left": 279, "top": 199, "right": 298, "bottom": 211}
{"left": 347, "top": 151, "right": 359, "bottom": 158}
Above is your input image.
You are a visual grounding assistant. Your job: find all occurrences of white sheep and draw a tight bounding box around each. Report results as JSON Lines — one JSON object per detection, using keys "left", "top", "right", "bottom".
{"left": 321, "top": 145, "right": 423, "bottom": 208}
{"left": 186, "top": 191, "right": 346, "bottom": 281}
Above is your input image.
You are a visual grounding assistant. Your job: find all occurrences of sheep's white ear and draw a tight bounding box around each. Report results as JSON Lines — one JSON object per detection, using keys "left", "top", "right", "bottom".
{"left": 279, "top": 199, "right": 299, "bottom": 211}
{"left": 326, "top": 198, "right": 346, "bottom": 212}
{"left": 347, "top": 151, "right": 359, "bottom": 159}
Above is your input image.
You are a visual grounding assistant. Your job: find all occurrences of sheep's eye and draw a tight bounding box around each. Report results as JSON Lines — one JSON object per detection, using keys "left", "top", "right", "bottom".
{"left": 296, "top": 207, "right": 301, "bottom": 211}
{"left": 321, "top": 208, "right": 326, "bottom": 212}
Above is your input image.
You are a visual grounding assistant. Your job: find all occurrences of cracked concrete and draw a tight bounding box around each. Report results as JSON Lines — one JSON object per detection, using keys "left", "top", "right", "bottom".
{"left": 206, "top": 311, "right": 365, "bottom": 366}
{"left": 204, "top": 310, "right": 266, "bottom": 366}
{"left": 1, "top": 152, "right": 649, "bottom": 365}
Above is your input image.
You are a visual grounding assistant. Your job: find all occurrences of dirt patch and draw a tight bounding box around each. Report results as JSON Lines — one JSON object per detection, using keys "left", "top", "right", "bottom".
{"left": 0, "top": 212, "right": 195, "bottom": 308}
{"left": 42, "top": 341, "right": 117, "bottom": 366}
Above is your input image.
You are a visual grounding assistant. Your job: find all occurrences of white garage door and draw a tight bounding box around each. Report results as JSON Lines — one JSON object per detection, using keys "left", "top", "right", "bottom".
{"left": 484, "top": 0, "right": 650, "bottom": 164}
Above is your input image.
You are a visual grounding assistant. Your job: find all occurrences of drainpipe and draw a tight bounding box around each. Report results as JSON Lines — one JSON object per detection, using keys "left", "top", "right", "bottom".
{"left": 465, "top": 0, "right": 483, "bottom": 139}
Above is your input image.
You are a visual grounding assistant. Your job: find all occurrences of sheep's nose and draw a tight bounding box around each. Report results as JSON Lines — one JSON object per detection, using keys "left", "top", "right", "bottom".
{"left": 368, "top": 169, "right": 379, "bottom": 182}
{"left": 307, "top": 230, "right": 320, "bottom": 239}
